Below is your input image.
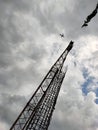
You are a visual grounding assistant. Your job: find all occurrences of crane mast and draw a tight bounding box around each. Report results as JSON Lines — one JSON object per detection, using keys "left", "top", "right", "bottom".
{"left": 9, "top": 41, "right": 74, "bottom": 130}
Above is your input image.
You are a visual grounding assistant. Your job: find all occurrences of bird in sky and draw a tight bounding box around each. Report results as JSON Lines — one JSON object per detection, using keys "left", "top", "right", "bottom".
{"left": 82, "top": 2, "right": 98, "bottom": 28}
{"left": 60, "top": 33, "right": 64, "bottom": 38}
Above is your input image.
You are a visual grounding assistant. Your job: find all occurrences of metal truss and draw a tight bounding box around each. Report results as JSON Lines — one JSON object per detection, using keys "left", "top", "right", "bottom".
{"left": 9, "top": 41, "right": 73, "bottom": 130}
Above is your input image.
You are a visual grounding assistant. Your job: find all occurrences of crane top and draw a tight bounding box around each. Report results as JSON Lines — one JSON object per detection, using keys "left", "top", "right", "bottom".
{"left": 66, "top": 40, "right": 74, "bottom": 52}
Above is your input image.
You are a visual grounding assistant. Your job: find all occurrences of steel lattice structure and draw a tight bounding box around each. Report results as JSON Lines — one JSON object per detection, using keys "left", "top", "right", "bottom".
{"left": 9, "top": 41, "right": 74, "bottom": 130}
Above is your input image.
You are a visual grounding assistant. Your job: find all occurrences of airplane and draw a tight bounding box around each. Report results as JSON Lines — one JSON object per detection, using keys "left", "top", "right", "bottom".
{"left": 60, "top": 33, "right": 64, "bottom": 38}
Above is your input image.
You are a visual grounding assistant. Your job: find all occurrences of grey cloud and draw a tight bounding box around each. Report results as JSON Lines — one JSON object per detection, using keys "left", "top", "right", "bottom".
{"left": 30, "top": 0, "right": 98, "bottom": 39}
{"left": 0, "top": 0, "right": 98, "bottom": 130}
{"left": 49, "top": 91, "right": 98, "bottom": 130}
{"left": 0, "top": 0, "right": 30, "bottom": 12}
{"left": 0, "top": 93, "right": 27, "bottom": 125}
{"left": 0, "top": 0, "right": 48, "bottom": 93}
{"left": 1, "top": 0, "right": 98, "bottom": 41}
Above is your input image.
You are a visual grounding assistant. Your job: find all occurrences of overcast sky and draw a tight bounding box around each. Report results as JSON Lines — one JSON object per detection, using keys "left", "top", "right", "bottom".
{"left": 0, "top": 0, "right": 98, "bottom": 130}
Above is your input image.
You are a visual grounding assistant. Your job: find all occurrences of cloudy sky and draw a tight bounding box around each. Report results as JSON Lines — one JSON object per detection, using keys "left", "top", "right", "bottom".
{"left": 0, "top": 0, "right": 98, "bottom": 130}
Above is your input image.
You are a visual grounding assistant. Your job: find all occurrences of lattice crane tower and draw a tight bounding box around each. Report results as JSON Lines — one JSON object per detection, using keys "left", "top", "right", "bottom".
{"left": 9, "top": 41, "right": 74, "bottom": 130}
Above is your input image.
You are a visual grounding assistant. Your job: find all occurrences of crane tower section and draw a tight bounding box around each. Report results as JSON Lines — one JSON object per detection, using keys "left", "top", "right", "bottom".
{"left": 9, "top": 41, "right": 74, "bottom": 130}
